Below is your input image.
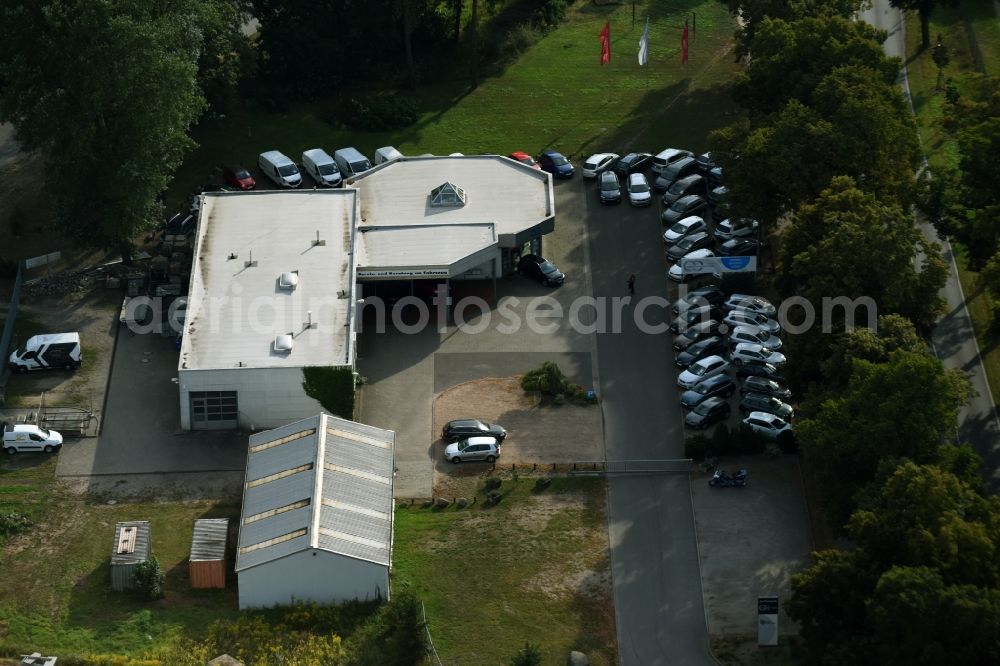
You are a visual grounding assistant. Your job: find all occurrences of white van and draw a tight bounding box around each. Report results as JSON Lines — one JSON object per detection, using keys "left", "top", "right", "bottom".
{"left": 374, "top": 146, "right": 403, "bottom": 165}
{"left": 8, "top": 332, "right": 82, "bottom": 372}
{"left": 652, "top": 148, "right": 694, "bottom": 174}
{"left": 2, "top": 423, "right": 63, "bottom": 455}
{"left": 333, "top": 147, "right": 372, "bottom": 180}
{"left": 258, "top": 150, "right": 302, "bottom": 188}
{"left": 301, "top": 148, "right": 342, "bottom": 187}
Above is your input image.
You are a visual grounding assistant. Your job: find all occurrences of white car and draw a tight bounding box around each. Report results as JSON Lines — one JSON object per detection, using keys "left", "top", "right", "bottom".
{"left": 742, "top": 411, "right": 793, "bottom": 439}
{"left": 662, "top": 215, "right": 708, "bottom": 245}
{"left": 443, "top": 436, "right": 500, "bottom": 464}
{"left": 582, "top": 152, "right": 620, "bottom": 178}
{"left": 728, "top": 325, "right": 783, "bottom": 351}
{"left": 723, "top": 309, "right": 781, "bottom": 335}
{"left": 714, "top": 217, "right": 759, "bottom": 241}
{"left": 677, "top": 355, "right": 729, "bottom": 389}
{"left": 724, "top": 294, "right": 777, "bottom": 317}
{"left": 2, "top": 423, "right": 63, "bottom": 455}
{"left": 652, "top": 147, "right": 693, "bottom": 173}
{"left": 627, "top": 173, "right": 653, "bottom": 207}
{"left": 731, "top": 342, "right": 787, "bottom": 367}
{"left": 668, "top": 248, "right": 717, "bottom": 283}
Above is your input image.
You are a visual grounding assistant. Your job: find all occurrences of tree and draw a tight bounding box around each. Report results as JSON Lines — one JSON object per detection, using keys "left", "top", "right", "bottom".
{"left": 0, "top": 0, "right": 228, "bottom": 260}
{"left": 716, "top": 0, "right": 864, "bottom": 59}
{"left": 798, "top": 351, "right": 970, "bottom": 527}
{"left": 932, "top": 34, "right": 950, "bottom": 90}
{"left": 820, "top": 314, "right": 927, "bottom": 391}
{"left": 890, "top": 0, "right": 960, "bottom": 51}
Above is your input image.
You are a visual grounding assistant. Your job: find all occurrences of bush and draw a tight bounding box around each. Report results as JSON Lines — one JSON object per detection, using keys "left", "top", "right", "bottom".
{"left": 132, "top": 556, "right": 165, "bottom": 600}
{"left": 344, "top": 94, "right": 418, "bottom": 131}
{"left": 520, "top": 361, "right": 570, "bottom": 395}
{"left": 0, "top": 512, "right": 32, "bottom": 537}
{"left": 302, "top": 366, "right": 356, "bottom": 419}
{"left": 504, "top": 22, "right": 543, "bottom": 56}
{"left": 511, "top": 642, "right": 543, "bottom": 666}
{"left": 535, "top": 0, "right": 570, "bottom": 28}
{"left": 685, "top": 435, "right": 709, "bottom": 462}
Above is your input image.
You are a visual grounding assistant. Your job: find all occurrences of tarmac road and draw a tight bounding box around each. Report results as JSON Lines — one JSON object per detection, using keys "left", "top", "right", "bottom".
{"left": 861, "top": 1, "right": 1000, "bottom": 487}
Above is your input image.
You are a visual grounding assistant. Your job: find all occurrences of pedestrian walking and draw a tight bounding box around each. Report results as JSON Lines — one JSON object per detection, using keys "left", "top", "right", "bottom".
{"left": 627, "top": 273, "right": 636, "bottom": 295}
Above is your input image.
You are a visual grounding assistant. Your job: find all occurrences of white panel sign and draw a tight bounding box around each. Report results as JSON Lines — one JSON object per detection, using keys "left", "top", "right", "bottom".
{"left": 680, "top": 255, "right": 757, "bottom": 275}
{"left": 757, "top": 596, "right": 779, "bottom": 646}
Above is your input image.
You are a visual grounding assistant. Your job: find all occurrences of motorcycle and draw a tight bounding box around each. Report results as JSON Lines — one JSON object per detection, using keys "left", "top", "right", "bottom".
{"left": 708, "top": 468, "right": 747, "bottom": 488}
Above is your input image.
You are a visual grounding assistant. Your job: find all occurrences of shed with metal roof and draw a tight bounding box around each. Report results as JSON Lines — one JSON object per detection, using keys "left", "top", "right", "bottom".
{"left": 111, "top": 521, "right": 151, "bottom": 591}
{"left": 189, "top": 518, "right": 229, "bottom": 589}
{"left": 235, "top": 413, "right": 395, "bottom": 608}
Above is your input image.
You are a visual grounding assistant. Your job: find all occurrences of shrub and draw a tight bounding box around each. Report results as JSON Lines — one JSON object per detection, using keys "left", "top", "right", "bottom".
{"left": 302, "top": 366, "right": 356, "bottom": 419}
{"left": 504, "top": 22, "right": 543, "bottom": 57}
{"left": 521, "top": 361, "right": 570, "bottom": 395}
{"left": 511, "top": 642, "right": 543, "bottom": 666}
{"left": 0, "top": 512, "right": 32, "bottom": 537}
{"left": 132, "top": 556, "right": 165, "bottom": 600}
{"left": 685, "top": 435, "right": 708, "bottom": 462}
{"left": 344, "top": 94, "right": 418, "bottom": 131}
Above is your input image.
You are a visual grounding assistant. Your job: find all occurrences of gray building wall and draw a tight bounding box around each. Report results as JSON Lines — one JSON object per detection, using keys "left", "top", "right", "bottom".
{"left": 238, "top": 549, "right": 388, "bottom": 609}
{"left": 178, "top": 366, "right": 332, "bottom": 430}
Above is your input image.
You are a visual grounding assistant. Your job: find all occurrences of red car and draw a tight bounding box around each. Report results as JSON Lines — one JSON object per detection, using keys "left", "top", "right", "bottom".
{"left": 223, "top": 165, "right": 256, "bottom": 190}
{"left": 508, "top": 151, "right": 541, "bottom": 169}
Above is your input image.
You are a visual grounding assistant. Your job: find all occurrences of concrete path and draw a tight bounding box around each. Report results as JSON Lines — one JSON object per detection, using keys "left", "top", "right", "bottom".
{"left": 862, "top": 1, "right": 1000, "bottom": 487}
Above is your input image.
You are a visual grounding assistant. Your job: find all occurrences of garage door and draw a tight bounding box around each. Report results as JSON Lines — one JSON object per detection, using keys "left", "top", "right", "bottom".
{"left": 190, "top": 391, "right": 239, "bottom": 430}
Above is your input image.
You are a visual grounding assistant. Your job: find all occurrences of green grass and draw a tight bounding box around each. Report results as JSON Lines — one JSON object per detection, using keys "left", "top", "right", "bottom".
{"left": 392, "top": 475, "right": 615, "bottom": 666}
{"left": 710, "top": 634, "right": 801, "bottom": 665}
{"left": 0, "top": 459, "right": 241, "bottom": 659}
{"left": 167, "top": 0, "right": 738, "bottom": 209}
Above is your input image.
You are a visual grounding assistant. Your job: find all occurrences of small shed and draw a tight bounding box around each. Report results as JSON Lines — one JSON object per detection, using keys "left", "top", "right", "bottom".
{"left": 190, "top": 518, "right": 229, "bottom": 589}
{"left": 111, "top": 521, "right": 151, "bottom": 591}
{"left": 20, "top": 654, "right": 57, "bottom": 666}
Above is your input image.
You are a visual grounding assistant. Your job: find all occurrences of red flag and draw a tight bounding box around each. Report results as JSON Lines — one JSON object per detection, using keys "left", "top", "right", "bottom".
{"left": 600, "top": 22, "right": 611, "bottom": 65}
{"left": 681, "top": 19, "right": 689, "bottom": 65}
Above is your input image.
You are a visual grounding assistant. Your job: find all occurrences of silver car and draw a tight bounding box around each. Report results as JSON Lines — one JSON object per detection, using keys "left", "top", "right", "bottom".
{"left": 444, "top": 436, "right": 501, "bottom": 464}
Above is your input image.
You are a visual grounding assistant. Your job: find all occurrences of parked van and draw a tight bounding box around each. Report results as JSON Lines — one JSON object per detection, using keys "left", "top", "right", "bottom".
{"left": 258, "top": 150, "right": 302, "bottom": 188}
{"left": 2, "top": 423, "right": 63, "bottom": 455}
{"left": 333, "top": 147, "right": 372, "bottom": 179}
{"left": 374, "top": 146, "right": 403, "bottom": 165}
{"left": 654, "top": 155, "right": 699, "bottom": 191}
{"left": 652, "top": 148, "right": 693, "bottom": 173}
{"left": 301, "top": 148, "right": 342, "bottom": 187}
{"left": 8, "top": 332, "right": 82, "bottom": 372}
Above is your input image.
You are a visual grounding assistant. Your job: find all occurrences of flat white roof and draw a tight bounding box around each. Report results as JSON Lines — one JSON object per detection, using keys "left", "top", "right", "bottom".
{"left": 355, "top": 223, "right": 498, "bottom": 275}
{"left": 180, "top": 191, "right": 356, "bottom": 372}
{"left": 350, "top": 156, "right": 554, "bottom": 241}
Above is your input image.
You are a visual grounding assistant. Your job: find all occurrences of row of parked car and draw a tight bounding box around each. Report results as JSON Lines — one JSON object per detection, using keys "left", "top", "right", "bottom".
{"left": 667, "top": 286, "right": 795, "bottom": 439}
{"left": 219, "top": 146, "right": 408, "bottom": 192}
{"left": 440, "top": 419, "right": 508, "bottom": 464}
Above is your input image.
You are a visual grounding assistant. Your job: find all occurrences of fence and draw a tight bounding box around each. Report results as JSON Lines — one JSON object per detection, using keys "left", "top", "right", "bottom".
{"left": 422, "top": 601, "right": 443, "bottom": 666}
{"left": 481, "top": 459, "right": 694, "bottom": 475}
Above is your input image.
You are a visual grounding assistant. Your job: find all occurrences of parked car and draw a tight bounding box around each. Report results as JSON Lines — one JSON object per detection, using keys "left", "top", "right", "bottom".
{"left": 679, "top": 373, "right": 736, "bottom": 409}
{"left": 518, "top": 254, "right": 565, "bottom": 286}
{"left": 725, "top": 294, "right": 777, "bottom": 317}
{"left": 258, "top": 150, "right": 302, "bottom": 188}
{"left": 662, "top": 195, "right": 710, "bottom": 226}
{"left": 333, "top": 147, "right": 372, "bottom": 179}
{"left": 444, "top": 436, "right": 501, "bottom": 463}
{"left": 661, "top": 173, "right": 707, "bottom": 205}
{"left": 627, "top": 173, "right": 653, "bottom": 207}
{"left": 709, "top": 184, "right": 729, "bottom": 207}
{"left": 671, "top": 285, "right": 725, "bottom": 314}
{"left": 740, "top": 376, "right": 792, "bottom": 401}
{"left": 670, "top": 305, "right": 721, "bottom": 334}
{"left": 735, "top": 359, "right": 784, "bottom": 382}
{"left": 582, "top": 152, "right": 619, "bottom": 178}
{"left": 677, "top": 355, "right": 729, "bottom": 389}
{"left": 663, "top": 215, "right": 708, "bottom": 245}
{"left": 666, "top": 231, "right": 713, "bottom": 262}
{"left": 442, "top": 419, "right": 507, "bottom": 442}
{"left": 717, "top": 238, "right": 758, "bottom": 257}
{"left": 710, "top": 186, "right": 730, "bottom": 220}
{"left": 695, "top": 152, "right": 716, "bottom": 175}
{"left": 675, "top": 336, "right": 727, "bottom": 369}
{"left": 668, "top": 248, "right": 717, "bottom": 283}
{"left": 509, "top": 151, "right": 541, "bottom": 169}
{"left": 8, "top": 333, "right": 81, "bottom": 372}
{"left": 685, "top": 397, "right": 732, "bottom": 429}
{"left": 302, "top": 148, "right": 343, "bottom": 187}
{"left": 652, "top": 148, "right": 693, "bottom": 173}
{"left": 599, "top": 171, "right": 622, "bottom": 204}
{"left": 654, "top": 155, "right": 699, "bottom": 191}
{"left": 742, "top": 411, "right": 793, "bottom": 439}
{"left": 539, "top": 150, "right": 574, "bottom": 177}
{"left": 708, "top": 165, "right": 723, "bottom": 188}
{"left": 728, "top": 325, "right": 783, "bottom": 351}
{"left": 2, "top": 423, "right": 63, "bottom": 455}
{"left": 673, "top": 320, "right": 723, "bottom": 351}
{"left": 374, "top": 146, "right": 404, "bottom": 164}
{"left": 740, "top": 392, "right": 794, "bottom": 420}
{"left": 723, "top": 309, "right": 781, "bottom": 335}
{"left": 222, "top": 165, "right": 255, "bottom": 190}
{"left": 614, "top": 152, "right": 654, "bottom": 175}
{"left": 714, "top": 217, "right": 760, "bottom": 241}
{"left": 731, "top": 342, "right": 787, "bottom": 367}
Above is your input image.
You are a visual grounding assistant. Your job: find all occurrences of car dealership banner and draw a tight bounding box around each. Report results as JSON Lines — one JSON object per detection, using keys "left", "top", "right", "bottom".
{"left": 757, "top": 596, "right": 779, "bottom": 646}
{"left": 680, "top": 255, "right": 757, "bottom": 275}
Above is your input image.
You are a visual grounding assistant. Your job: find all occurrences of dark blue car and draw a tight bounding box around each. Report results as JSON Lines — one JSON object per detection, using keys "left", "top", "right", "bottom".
{"left": 539, "top": 150, "right": 574, "bottom": 178}
{"left": 679, "top": 373, "right": 736, "bottom": 409}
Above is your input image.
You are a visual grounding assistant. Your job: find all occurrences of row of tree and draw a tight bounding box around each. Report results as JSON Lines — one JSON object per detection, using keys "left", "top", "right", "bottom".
{"left": 714, "top": 1, "right": 997, "bottom": 661}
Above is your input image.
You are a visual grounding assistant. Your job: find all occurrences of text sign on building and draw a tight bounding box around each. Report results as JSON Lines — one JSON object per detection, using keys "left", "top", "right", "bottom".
{"left": 679, "top": 255, "right": 758, "bottom": 276}
{"left": 757, "top": 596, "right": 779, "bottom": 646}
{"left": 356, "top": 268, "right": 451, "bottom": 279}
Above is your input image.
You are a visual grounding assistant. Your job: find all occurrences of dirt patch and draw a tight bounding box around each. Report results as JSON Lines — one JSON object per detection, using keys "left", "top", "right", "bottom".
{"left": 433, "top": 376, "right": 605, "bottom": 476}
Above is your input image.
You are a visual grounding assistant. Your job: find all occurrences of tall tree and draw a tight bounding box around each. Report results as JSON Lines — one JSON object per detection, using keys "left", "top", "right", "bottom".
{"left": 0, "top": 0, "right": 237, "bottom": 259}
{"left": 716, "top": 0, "right": 864, "bottom": 59}
{"left": 890, "top": 0, "right": 960, "bottom": 51}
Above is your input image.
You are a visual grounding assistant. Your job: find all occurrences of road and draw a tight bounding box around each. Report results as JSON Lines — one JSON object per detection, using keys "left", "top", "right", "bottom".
{"left": 861, "top": 1, "right": 1000, "bottom": 487}
{"left": 581, "top": 180, "right": 714, "bottom": 664}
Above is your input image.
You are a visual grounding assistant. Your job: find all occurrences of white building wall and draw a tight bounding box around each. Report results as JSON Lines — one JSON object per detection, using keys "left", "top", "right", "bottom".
{"left": 238, "top": 549, "right": 389, "bottom": 609}
{"left": 178, "top": 366, "right": 334, "bottom": 430}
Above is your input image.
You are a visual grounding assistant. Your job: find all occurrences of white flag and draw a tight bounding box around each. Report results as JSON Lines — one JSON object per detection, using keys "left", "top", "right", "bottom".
{"left": 638, "top": 18, "right": 650, "bottom": 66}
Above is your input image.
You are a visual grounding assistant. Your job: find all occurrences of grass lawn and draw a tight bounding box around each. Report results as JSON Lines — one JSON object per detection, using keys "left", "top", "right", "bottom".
{"left": 392, "top": 474, "right": 615, "bottom": 666}
{"left": 710, "top": 634, "right": 801, "bottom": 665}
{"left": 904, "top": 2, "right": 1000, "bottom": 407}
{"left": 0, "top": 459, "right": 241, "bottom": 659}
{"left": 167, "top": 0, "right": 738, "bottom": 209}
